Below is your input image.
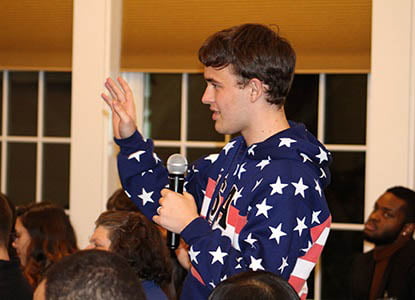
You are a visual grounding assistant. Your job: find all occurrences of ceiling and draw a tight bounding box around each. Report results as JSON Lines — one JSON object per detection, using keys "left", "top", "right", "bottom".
{"left": 0, "top": 0, "right": 371, "bottom": 73}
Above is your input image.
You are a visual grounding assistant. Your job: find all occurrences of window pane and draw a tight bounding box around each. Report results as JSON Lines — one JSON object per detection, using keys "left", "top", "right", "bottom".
{"left": 154, "top": 147, "right": 180, "bottom": 166}
{"left": 188, "top": 74, "right": 224, "bottom": 141}
{"left": 325, "top": 75, "right": 367, "bottom": 144}
{"left": 7, "top": 143, "right": 36, "bottom": 205}
{"left": 326, "top": 151, "right": 365, "bottom": 223}
{"left": 321, "top": 230, "right": 364, "bottom": 300}
{"left": 285, "top": 74, "right": 319, "bottom": 137}
{"left": 9, "top": 72, "right": 38, "bottom": 136}
{"left": 44, "top": 72, "right": 71, "bottom": 137}
{"left": 187, "top": 147, "right": 223, "bottom": 164}
{"left": 148, "top": 74, "right": 181, "bottom": 140}
{"left": 43, "top": 143, "right": 70, "bottom": 209}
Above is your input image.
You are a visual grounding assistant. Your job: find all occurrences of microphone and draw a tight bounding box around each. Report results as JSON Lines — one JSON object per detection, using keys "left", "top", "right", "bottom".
{"left": 166, "top": 153, "right": 188, "bottom": 250}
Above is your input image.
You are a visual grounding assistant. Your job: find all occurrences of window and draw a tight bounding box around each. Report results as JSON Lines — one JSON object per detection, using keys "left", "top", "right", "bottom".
{"left": 0, "top": 71, "right": 71, "bottom": 208}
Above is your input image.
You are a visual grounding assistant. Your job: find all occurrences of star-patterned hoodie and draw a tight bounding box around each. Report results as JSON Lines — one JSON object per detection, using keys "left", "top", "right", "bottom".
{"left": 115, "top": 121, "right": 331, "bottom": 300}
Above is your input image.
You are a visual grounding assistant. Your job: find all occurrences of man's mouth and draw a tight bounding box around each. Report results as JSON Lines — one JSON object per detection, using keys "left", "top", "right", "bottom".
{"left": 364, "top": 222, "right": 376, "bottom": 232}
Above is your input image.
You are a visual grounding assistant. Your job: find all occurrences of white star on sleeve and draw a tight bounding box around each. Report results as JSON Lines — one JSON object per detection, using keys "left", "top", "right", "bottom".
{"left": 293, "top": 217, "right": 308, "bottom": 236}
{"left": 205, "top": 154, "right": 219, "bottom": 163}
{"left": 209, "top": 281, "right": 216, "bottom": 288}
{"left": 315, "top": 147, "right": 328, "bottom": 164}
{"left": 252, "top": 178, "right": 263, "bottom": 192}
{"left": 237, "top": 163, "right": 247, "bottom": 179}
{"left": 256, "top": 156, "right": 271, "bottom": 170}
{"left": 320, "top": 168, "right": 327, "bottom": 178}
{"left": 270, "top": 176, "right": 288, "bottom": 195}
{"left": 220, "top": 275, "right": 228, "bottom": 282}
{"left": 300, "top": 153, "right": 312, "bottom": 163}
{"left": 312, "top": 210, "right": 321, "bottom": 224}
{"left": 255, "top": 198, "right": 272, "bottom": 218}
{"left": 244, "top": 233, "right": 257, "bottom": 248}
{"left": 291, "top": 177, "right": 309, "bottom": 198}
{"left": 209, "top": 246, "right": 228, "bottom": 265}
{"left": 188, "top": 246, "right": 200, "bottom": 264}
{"left": 278, "top": 137, "right": 297, "bottom": 148}
{"left": 153, "top": 153, "right": 162, "bottom": 163}
{"left": 248, "top": 144, "right": 257, "bottom": 156}
{"left": 278, "top": 256, "right": 289, "bottom": 273}
{"left": 249, "top": 256, "right": 265, "bottom": 271}
{"left": 124, "top": 190, "right": 131, "bottom": 198}
{"left": 223, "top": 141, "right": 236, "bottom": 155}
{"left": 269, "top": 223, "right": 287, "bottom": 244}
{"left": 138, "top": 188, "right": 154, "bottom": 206}
{"left": 128, "top": 150, "right": 145, "bottom": 162}
{"left": 314, "top": 179, "right": 322, "bottom": 197}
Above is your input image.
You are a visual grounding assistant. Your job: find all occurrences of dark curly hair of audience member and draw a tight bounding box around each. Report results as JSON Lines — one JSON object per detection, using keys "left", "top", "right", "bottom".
{"left": 95, "top": 210, "right": 172, "bottom": 289}
{"left": 106, "top": 188, "right": 139, "bottom": 211}
{"left": 16, "top": 203, "right": 78, "bottom": 287}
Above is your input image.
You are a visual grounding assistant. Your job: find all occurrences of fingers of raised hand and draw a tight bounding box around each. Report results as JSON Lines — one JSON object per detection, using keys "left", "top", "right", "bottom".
{"left": 105, "top": 78, "right": 126, "bottom": 103}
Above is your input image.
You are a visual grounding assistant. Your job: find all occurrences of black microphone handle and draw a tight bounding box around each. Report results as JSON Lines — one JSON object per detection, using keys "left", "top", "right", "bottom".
{"left": 167, "top": 174, "right": 184, "bottom": 250}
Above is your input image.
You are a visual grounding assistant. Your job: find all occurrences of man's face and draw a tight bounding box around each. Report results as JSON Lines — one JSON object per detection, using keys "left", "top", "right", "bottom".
{"left": 201, "top": 66, "right": 251, "bottom": 136}
{"left": 86, "top": 226, "right": 111, "bottom": 251}
{"left": 364, "top": 192, "right": 407, "bottom": 246}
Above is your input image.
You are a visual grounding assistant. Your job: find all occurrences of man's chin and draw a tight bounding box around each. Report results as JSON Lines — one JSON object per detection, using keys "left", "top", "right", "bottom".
{"left": 364, "top": 233, "right": 397, "bottom": 246}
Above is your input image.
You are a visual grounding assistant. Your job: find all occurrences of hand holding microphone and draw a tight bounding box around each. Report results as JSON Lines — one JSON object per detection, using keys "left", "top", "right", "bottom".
{"left": 166, "top": 154, "right": 187, "bottom": 250}
{"left": 152, "top": 154, "right": 199, "bottom": 250}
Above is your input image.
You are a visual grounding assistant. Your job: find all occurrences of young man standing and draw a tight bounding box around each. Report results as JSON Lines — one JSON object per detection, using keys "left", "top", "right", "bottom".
{"left": 103, "top": 23, "right": 331, "bottom": 299}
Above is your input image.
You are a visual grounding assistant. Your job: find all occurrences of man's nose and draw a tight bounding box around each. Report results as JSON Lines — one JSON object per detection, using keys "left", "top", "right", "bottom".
{"left": 201, "top": 87, "right": 213, "bottom": 104}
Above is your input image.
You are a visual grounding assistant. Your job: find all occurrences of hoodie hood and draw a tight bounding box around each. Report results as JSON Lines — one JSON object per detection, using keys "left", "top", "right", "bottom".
{"left": 241, "top": 122, "right": 332, "bottom": 188}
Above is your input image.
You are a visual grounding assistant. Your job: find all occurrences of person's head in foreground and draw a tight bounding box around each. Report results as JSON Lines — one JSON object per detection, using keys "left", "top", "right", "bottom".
{"left": 88, "top": 210, "right": 172, "bottom": 291}
{"left": 364, "top": 186, "right": 415, "bottom": 246}
{"left": 208, "top": 270, "right": 299, "bottom": 300}
{"left": 13, "top": 203, "right": 78, "bottom": 287}
{"left": 33, "top": 249, "right": 145, "bottom": 300}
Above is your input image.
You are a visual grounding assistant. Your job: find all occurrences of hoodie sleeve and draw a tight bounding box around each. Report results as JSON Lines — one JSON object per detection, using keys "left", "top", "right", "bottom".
{"left": 115, "top": 131, "right": 169, "bottom": 219}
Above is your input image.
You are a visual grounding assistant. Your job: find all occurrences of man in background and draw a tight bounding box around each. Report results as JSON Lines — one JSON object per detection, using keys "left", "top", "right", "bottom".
{"left": 351, "top": 186, "right": 415, "bottom": 300}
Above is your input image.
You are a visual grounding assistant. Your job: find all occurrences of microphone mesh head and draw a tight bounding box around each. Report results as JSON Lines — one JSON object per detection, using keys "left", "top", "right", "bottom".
{"left": 167, "top": 153, "right": 188, "bottom": 175}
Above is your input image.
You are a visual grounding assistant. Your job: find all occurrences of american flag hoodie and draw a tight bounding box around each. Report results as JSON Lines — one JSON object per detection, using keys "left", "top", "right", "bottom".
{"left": 115, "top": 121, "right": 332, "bottom": 300}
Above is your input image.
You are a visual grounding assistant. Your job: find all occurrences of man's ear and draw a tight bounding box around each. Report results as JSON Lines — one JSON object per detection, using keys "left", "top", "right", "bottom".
{"left": 401, "top": 223, "right": 415, "bottom": 237}
{"left": 248, "top": 78, "right": 264, "bottom": 102}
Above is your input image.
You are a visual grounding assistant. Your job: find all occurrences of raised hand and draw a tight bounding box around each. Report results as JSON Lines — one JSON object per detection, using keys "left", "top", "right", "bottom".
{"left": 101, "top": 77, "right": 137, "bottom": 139}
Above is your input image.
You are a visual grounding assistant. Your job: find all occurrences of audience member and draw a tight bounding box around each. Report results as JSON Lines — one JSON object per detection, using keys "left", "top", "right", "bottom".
{"left": 33, "top": 249, "right": 146, "bottom": 300}
{"left": 107, "top": 188, "right": 189, "bottom": 299}
{"left": 351, "top": 186, "right": 415, "bottom": 300}
{"left": 208, "top": 270, "right": 299, "bottom": 300}
{"left": 13, "top": 203, "right": 78, "bottom": 287}
{"left": 0, "top": 193, "right": 32, "bottom": 299}
{"left": 107, "top": 187, "right": 140, "bottom": 211}
{"left": 88, "top": 210, "right": 173, "bottom": 299}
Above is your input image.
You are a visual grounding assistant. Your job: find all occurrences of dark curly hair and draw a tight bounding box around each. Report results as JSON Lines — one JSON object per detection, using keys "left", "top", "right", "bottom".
{"left": 106, "top": 188, "right": 139, "bottom": 212}
{"left": 199, "top": 23, "right": 296, "bottom": 107}
{"left": 95, "top": 210, "right": 172, "bottom": 287}
{"left": 18, "top": 203, "right": 78, "bottom": 287}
